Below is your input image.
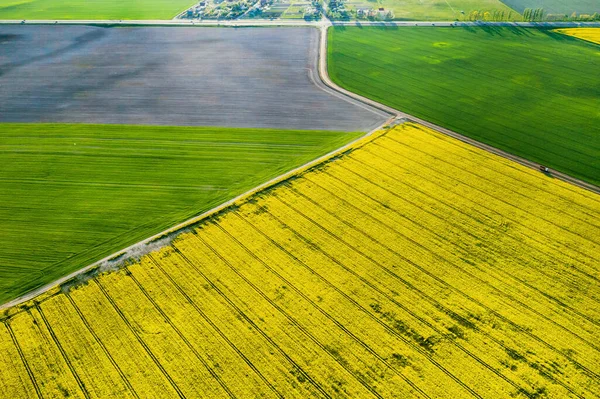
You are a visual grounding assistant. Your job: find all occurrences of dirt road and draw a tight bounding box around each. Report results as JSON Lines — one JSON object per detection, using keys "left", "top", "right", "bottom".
{"left": 2, "top": 21, "right": 598, "bottom": 310}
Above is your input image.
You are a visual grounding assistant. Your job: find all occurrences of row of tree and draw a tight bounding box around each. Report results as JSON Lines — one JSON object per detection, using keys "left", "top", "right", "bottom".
{"left": 549, "top": 12, "right": 600, "bottom": 21}
{"left": 466, "top": 8, "right": 599, "bottom": 22}
{"left": 522, "top": 8, "right": 545, "bottom": 21}
{"left": 524, "top": 8, "right": 600, "bottom": 21}
{"left": 466, "top": 10, "right": 514, "bottom": 21}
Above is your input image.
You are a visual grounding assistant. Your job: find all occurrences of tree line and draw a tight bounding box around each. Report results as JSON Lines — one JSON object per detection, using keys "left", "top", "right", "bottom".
{"left": 466, "top": 8, "right": 599, "bottom": 22}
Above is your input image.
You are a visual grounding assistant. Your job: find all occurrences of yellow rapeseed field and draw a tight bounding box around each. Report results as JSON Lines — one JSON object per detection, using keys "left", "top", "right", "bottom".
{"left": 555, "top": 28, "right": 600, "bottom": 45}
{"left": 1, "top": 123, "right": 599, "bottom": 398}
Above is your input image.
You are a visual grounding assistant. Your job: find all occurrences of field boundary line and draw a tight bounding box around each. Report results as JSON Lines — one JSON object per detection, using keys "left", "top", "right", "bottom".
{"left": 329, "top": 159, "right": 600, "bottom": 346}
{"left": 553, "top": 28, "right": 600, "bottom": 46}
{"left": 2, "top": 22, "right": 598, "bottom": 311}
{"left": 368, "top": 136, "right": 600, "bottom": 261}
{"left": 303, "top": 162, "right": 600, "bottom": 381}
{"left": 0, "top": 119, "right": 393, "bottom": 310}
{"left": 334, "top": 154, "right": 600, "bottom": 298}
{"left": 317, "top": 25, "right": 600, "bottom": 196}
{"left": 377, "top": 137, "right": 600, "bottom": 249}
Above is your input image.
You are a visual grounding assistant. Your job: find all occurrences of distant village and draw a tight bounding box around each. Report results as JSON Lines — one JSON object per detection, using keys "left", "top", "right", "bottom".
{"left": 179, "top": 0, "right": 321, "bottom": 20}
{"left": 327, "top": 0, "right": 394, "bottom": 21}
{"left": 178, "top": 0, "right": 599, "bottom": 22}
{"left": 178, "top": 0, "right": 393, "bottom": 21}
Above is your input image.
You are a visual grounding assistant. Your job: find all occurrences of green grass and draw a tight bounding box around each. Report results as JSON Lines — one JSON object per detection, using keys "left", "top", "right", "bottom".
{"left": 0, "top": 124, "right": 362, "bottom": 304}
{"left": 346, "top": 0, "right": 518, "bottom": 21}
{"left": 328, "top": 26, "right": 600, "bottom": 186}
{"left": 0, "top": 0, "right": 195, "bottom": 19}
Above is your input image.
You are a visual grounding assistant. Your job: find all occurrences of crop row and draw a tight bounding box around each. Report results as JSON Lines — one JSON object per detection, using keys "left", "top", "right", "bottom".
{"left": 1, "top": 123, "right": 598, "bottom": 398}
{"left": 328, "top": 27, "right": 600, "bottom": 185}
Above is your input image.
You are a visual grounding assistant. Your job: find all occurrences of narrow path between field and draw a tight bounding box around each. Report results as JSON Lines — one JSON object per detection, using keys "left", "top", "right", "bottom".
{"left": 1, "top": 21, "right": 598, "bottom": 310}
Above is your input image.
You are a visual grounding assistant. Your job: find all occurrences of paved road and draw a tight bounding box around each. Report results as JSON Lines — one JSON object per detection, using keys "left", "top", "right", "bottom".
{"left": 1, "top": 17, "right": 598, "bottom": 309}
{"left": 315, "top": 25, "right": 600, "bottom": 195}
{"left": 1, "top": 18, "right": 600, "bottom": 27}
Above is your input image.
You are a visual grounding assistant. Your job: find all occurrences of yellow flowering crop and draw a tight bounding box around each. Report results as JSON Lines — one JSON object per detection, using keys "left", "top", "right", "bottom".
{"left": 555, "top": 28, "right": 600, "bottom": 45}
{"left": 1, "top": 123, "right": 598, "bottom": 398}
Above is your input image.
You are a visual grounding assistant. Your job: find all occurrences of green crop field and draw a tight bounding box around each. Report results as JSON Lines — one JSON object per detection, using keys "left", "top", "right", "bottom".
{"left": 499, "top": 0, "right": 600, "bottom": 15}
{"left": 0, "top": 123, "right": 361, "bottom": 304}
{"left": 328, "top": 26, "right": 600, "bottom": 186}
{"left": 0, "top": 0, "right": 195, "bottom": 19}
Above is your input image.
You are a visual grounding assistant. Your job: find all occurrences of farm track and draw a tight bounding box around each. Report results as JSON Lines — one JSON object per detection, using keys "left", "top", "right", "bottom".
{"left": 0, "top": 20, "right": 599, "bottom": 398}
{"left": 2, "top": 20, "right": 598, "bottom": 311}
{"left": 1, "top": 123, "right": 599, "bottom": 398}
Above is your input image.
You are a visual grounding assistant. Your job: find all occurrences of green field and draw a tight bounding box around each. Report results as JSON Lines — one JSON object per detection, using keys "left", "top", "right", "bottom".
{"left": 0, "top": 0, "right": 194, "bottom": 19}
{"left": 0, "top": 124, "right": 361, "bottom": 304}
{"left": 328, "top": 26, "right": 600, "bottom": 185}
{"left": 499, "top": 0, "right": 600, "bottom": 15}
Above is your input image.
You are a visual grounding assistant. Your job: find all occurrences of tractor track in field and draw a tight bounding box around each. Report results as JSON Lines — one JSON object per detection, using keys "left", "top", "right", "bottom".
{"left": 0, "top": 98, "right": 394, "bottom": 311}
{"left": 1, "top": 20, "right": 598, "bottom": 311}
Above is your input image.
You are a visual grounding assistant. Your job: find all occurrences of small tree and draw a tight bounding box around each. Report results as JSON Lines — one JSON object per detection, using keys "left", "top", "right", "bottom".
{"left": 535, "top": 8, "right": 545, "bottom": 21}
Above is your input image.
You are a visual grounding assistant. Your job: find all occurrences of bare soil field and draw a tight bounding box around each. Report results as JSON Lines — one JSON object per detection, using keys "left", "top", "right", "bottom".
{"left": 0, "top": 26, "right": 387, "bottom": 131}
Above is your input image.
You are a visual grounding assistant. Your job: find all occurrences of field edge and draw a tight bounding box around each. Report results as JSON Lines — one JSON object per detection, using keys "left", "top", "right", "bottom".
{"left": 0, "top": 121, "right": 389, "bottom": 312}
